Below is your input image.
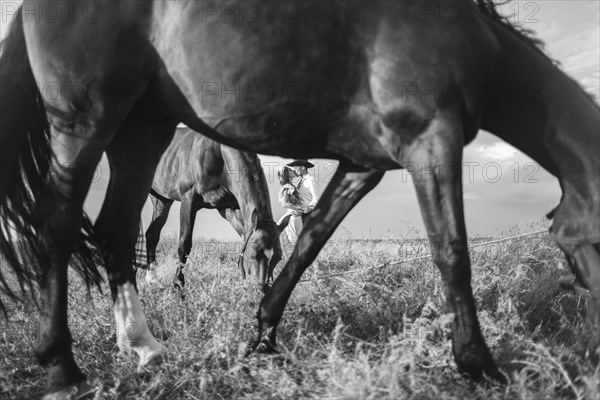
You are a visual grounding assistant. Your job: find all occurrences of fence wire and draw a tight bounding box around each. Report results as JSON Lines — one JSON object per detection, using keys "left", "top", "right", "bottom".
{"left": 299, "top": 228, "right": 549, "bottom": 283}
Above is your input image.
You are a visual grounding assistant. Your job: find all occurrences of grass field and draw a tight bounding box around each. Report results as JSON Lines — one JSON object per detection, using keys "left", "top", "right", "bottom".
{"left": 1, "top": 223, "right": 599, "bottom": 399}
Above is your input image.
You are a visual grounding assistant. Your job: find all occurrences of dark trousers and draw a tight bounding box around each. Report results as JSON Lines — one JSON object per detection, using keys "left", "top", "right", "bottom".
{"left": 301, "top": 212, "right": 311, "bottom": 224}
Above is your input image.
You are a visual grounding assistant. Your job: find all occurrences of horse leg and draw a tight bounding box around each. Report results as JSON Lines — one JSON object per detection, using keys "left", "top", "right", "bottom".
{"left": 554, "top": 234, "right": 600, "bottom": 337}
{"left": 398, "top": 113, "right": 501, "bottom": 380}
{"left": 94, "top": 110, "right": 176, "bottom": 370}
{"left": 29, "top": 101, "right": 121, "bottom": 398}
{"left": 217, "top": 208, "right": 243, "bottom": 236}
{"left": 34, "top": 150, "right": 100, "bottom": 399}
{"left": 566, "top": 243, "right": 600, "bottom": 335}
{"left": 548, "top": 191, "right": 600, "bottom": 341}
{"left": 20, "top": 3, "right": 172, "bottom": 395}
{"left": 34, "top": 137, "right": 108, "bottom": 400}
{"left": 174, "top": 194, "right": 199, "bottom": 293}
{"left": 145, "top": 194, "right": 173, "bottom": 284}
{"left": 217, "top": 207, "right": 251, "bottom": 281}
{"left": 25, "top": 60, "right": 129, "bottom": 400}
{"left": 253, "top": 164, "right": 384, "bottom": 352}
{"left": 557, "top": 251, "right": 592, "bottom": 297}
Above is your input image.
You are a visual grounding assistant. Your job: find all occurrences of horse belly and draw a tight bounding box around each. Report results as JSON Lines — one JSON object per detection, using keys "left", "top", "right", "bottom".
{"left": 325, "top": 104, "right": 404, "bottom": 169}
{"left": 148, "top": 1, "right": 491, "bottom": 164}
{"left": 150, "top": 1, "right": 375, "bottom": 152}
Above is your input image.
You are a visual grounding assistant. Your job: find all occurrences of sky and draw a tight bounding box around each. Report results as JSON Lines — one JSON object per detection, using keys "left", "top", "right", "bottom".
{"left": 1, "top": 1, "right": 598, "bottom": 240}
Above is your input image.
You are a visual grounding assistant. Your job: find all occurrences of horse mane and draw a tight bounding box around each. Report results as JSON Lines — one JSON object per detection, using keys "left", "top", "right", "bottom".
{"left": 474, "top": 0, "right": 555, "bottom": 64}
{"left": 224, "top": 147, "right": 276, "bottom": 221}
{"left": 475, "top": 0, "right": 598, "bottom": 103}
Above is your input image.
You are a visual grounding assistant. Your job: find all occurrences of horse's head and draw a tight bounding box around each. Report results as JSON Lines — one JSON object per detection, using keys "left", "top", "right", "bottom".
{"left": 238, "top": 210, "right": 282, "bottom": 293}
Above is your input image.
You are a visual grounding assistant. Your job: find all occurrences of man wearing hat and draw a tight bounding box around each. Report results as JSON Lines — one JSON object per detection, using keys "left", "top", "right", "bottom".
{"left": 286, "top": 159, "right": 319, "bottom": 221}
{"left": 278, "top": 159, "right": 320, "bottom": 244}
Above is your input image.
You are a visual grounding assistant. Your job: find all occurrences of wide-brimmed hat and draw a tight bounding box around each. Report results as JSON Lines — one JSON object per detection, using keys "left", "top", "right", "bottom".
{"left": 286, "top": 159, "right": 314, "bottom": 168}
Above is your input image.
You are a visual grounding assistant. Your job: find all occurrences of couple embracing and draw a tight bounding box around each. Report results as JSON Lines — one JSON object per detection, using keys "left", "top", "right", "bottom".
{"left": 277, "top": 159, "right": 320, "bottom": 245}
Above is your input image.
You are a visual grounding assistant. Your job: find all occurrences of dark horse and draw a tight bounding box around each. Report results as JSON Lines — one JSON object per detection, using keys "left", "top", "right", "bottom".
{"left": 144, "top": 127, "right": 282, "bottom": 293}
{"left": 0, "top": 1, "right": 598, "bottom": 398}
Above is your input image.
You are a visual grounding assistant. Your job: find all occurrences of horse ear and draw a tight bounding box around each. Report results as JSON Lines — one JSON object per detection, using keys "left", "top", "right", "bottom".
{"left": 251, "top": 209, "right": 258, "bottom": 230}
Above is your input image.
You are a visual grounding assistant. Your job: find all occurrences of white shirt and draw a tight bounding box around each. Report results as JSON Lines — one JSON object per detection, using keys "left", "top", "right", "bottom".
{"left": 277, "top": 173, "right": 319, "bottom": 245}
{"left": 291, "top": 174, "right": 319, "bottom": 211}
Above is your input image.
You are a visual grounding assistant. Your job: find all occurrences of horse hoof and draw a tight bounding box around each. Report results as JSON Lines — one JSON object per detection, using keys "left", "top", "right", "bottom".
{"left": 483, "top": 366, "right": 508, "bottom": 385}
{"left": 42, "top": 381, "right": 96, "bottom": 400}
{"left": 244, "top": 342, "right": 278, "bottom": 358}
{"left": 454, "top": 340, "right": 507, "bottom": 383}
{"left": 254, "top": 339, "right": 278, "bottom": 355}
{"left": 458, "top": 358, "right": 507, "bottom": 385}
{"left": 457, "top": 358, "right": 506, "bottom": 384}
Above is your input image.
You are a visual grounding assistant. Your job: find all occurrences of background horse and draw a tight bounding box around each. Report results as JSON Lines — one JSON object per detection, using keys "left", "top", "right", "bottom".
{"left": 144, "top": 127, "right": 282, "bottom": 293}
{"left": 0, "top": 1, "right": 598, "bottom": 398}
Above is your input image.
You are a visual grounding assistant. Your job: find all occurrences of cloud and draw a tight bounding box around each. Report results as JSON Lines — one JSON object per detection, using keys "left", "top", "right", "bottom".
{"left": 545, "top": 21, "right": 600, "bottom": 95}
{"left": 560, "top": 27, "right": 600, "bottom": 73}
{"left": 474, "top": 142, "right": 518, "bottom": 161}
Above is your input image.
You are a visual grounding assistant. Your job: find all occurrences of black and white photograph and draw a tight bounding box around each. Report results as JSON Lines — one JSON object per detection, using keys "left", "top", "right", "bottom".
{"left": 0, "top": 1, "right": 598, "bottom": 399}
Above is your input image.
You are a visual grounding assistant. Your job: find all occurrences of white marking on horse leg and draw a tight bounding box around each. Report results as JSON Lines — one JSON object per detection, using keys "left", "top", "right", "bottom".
{"left": 145, "top": 262, "right": 159, "bottom": 284}
{"left": 114, "top": 282, "right": 166, "bottom": 369}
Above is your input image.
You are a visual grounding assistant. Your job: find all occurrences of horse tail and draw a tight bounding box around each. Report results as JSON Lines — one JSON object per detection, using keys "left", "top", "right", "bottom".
{"left": 0, "top": 7, "right": 102, "bottom": 313}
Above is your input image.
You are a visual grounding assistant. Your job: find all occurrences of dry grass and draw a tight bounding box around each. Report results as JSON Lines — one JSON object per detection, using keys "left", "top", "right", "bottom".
{"left": 1, "top": 223, "right": 599, "bottom": 399}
